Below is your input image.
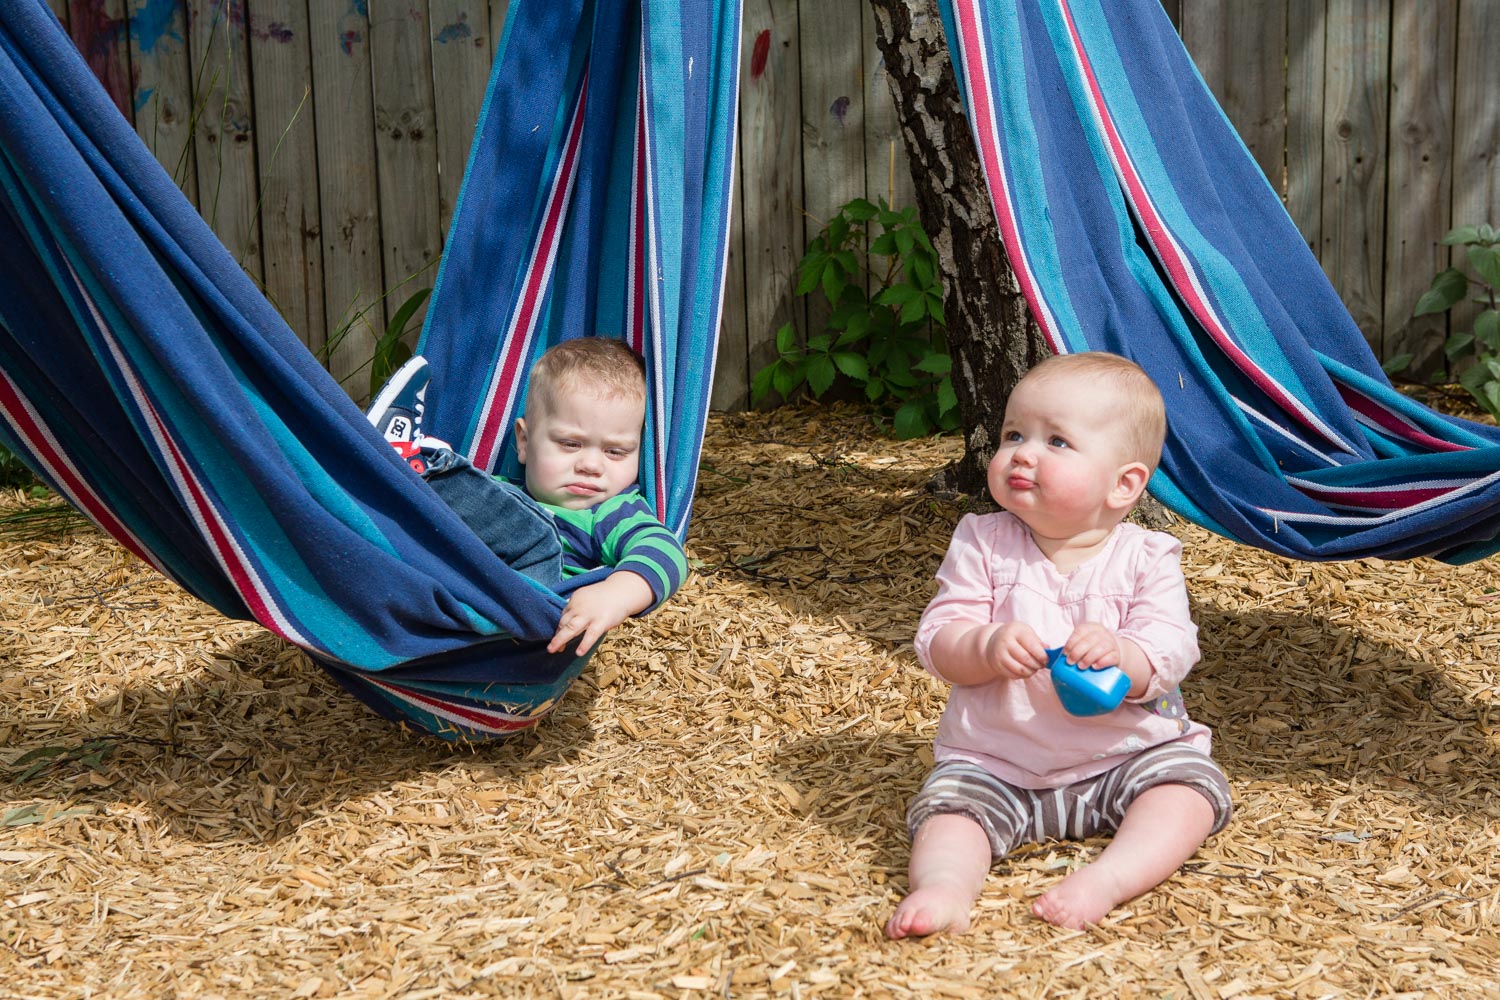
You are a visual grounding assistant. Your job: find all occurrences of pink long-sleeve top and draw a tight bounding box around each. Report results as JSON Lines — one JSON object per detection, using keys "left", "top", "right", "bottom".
{"left": 914, "top": 511, "right": 1211, "bottom": 789}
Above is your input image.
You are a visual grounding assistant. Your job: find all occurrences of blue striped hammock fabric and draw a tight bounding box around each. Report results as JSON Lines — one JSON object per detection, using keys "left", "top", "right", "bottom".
{"left": 0, "top": 0, "right": 740, "bottom": 741}
{"left": 940, "top": 0, "right": 1500, "bottom": 564}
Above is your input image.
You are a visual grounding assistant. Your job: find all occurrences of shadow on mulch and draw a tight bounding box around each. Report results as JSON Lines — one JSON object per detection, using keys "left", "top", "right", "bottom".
{"left": 8, "top": 631, "right": 602, "bottom": 845}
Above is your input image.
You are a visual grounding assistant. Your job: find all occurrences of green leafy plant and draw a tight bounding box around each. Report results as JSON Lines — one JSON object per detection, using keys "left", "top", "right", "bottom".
{"left": 1390, "top": 224, "right": 1500, "bottom": 420}
{"left": 317, "top": 284, "right": 433, "bottom": 402}
{"left": 752, "top": 198, "right": 957, "bottom": 438}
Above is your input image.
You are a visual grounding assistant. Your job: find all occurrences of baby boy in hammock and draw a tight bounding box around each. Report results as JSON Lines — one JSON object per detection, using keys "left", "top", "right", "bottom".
{"left": 367, "top": 338, "right": 686, "bottom": 655}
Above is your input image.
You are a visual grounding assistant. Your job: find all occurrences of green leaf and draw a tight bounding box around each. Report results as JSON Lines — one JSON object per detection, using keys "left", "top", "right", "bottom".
{"left": 795, "top": 257, "right": 824, "bottom": 296}
{"left": 936, "top": 376, "right": 959, "bottom": 416}
{"left": 1444, "top": 331, "right": 1476, "bottom": 360}
{"left": 821, "top": 266, "right": 846, "bottom": 305}
{"left": 750, "top": 364, "right": 775, "bottom": 405}
{"left": 870, "top": 233, "right": 897, "bottom": 257}
{"left": 1380, "top": 352, "right": 1414, "bottom": 375}
{"left": 772, "top": 361, "right": 801, "bottom": 399}
{"left": 899, "top": 294, "right": 927, "bottom": 326}
{"left": 1475, "top": 310, "right": 1500, "bottom": 353}
{"left": 833, "top": 250, "right": 860, "bottom": 277}
{"left": 775, "top": 323, "right": 799, "bottom": 356}
{"left": 833, "top": 352, "right": 870, "bottom": 382}
{"left": 926, "top": 291, "right": 946, "bottom": 326}
{"left": 807, "top": 355, "right": 837, "bottom": 396}
{"left": 1468, "top": 245, "right": 1500, "bottom": 290}
{"left": 895, "top": 229, "right": 915, "bottom": 258}
{"left": 1442, "top": 225, "right": 1482, "bottom": 246}
{"left": 844, "top": 198, "right": 879, "bottom": 221}
{"left": 1413, "top": 269, "right": 1467, "bottom": 316}
{"left": 893, "top": 401, "right": 930, "bottom": 439}
{"left": 2, "top": 804, "right": 44, "bottom": 827}
{"left": 1481, "top": 224, "right": 1499, "bottom": 245}
{"left": 876, "top": 283, "right": 920, "bottom": 307}
{"left": 865, "top": 378, "right": 886, "bottom": 402}
{"left": 914, "top": 353, "right": 952, "bottom": 375}
{"left": 908, "top": 253, "right": 934, "bottom": 290}
{"left": 806, "top": 334, "right": 833, "bottom": 353}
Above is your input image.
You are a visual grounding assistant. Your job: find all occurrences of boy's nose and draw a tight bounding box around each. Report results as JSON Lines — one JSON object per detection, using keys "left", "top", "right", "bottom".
{"left": 575, "top": 450, "right": 603, "bottom": 474}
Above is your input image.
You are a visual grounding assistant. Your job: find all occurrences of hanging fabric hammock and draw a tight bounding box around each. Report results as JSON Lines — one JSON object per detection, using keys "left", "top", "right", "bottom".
{"left": 0, "top": 0, "right": 740, "bottom": 741}
{"left": 939, "top": 0, "right": 1500, "bottom": 564}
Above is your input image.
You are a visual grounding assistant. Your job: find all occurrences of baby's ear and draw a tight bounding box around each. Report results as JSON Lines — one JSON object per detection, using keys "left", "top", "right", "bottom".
{"left": 1109, "top": 461, "right": 1151, "bottom": 510}
{"left": 513, "top": 417, "right": 529, "bottom": 464}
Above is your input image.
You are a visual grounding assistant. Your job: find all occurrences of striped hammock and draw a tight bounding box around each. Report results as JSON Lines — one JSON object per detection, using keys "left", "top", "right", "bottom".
{"left": 940, "top": 0, "right": 1500, "bottom": 564}
{"left": 0, "top": 0, "right": 740, "bottom": 740}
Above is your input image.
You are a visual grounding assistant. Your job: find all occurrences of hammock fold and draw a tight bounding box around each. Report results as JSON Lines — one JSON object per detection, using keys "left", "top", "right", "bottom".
{"left": 0, "top": 0, "right": 740, "bottom": 740}
{"left": 940, "top": 0, "right": 1500, "bottom": 563}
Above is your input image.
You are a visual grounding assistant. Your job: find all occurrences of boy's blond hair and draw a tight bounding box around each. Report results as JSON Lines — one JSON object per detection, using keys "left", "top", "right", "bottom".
{"left": 1019, "top": 352, "right": 1167, "bottom": 470}
{"left": 525, "top": 337, "right": 647, "bottom": 419}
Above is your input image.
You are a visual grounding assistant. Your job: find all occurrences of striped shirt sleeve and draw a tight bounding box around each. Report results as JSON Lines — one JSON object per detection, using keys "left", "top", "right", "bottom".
{"left": 584, "top": 490, "right": 688, "bottom": 611}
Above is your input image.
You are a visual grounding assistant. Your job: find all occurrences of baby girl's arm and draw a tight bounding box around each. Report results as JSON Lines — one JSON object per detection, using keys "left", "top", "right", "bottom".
{"left": 928, "top": 620, "right": 1049, "bottom": 685}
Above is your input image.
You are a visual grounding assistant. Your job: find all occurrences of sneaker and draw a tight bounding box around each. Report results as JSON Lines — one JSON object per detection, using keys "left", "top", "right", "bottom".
{"left": 367, "top": 356, "right": 430, "bottom": 444}
{"left": 390, "top": 435, "right": 455, "bottom": 478}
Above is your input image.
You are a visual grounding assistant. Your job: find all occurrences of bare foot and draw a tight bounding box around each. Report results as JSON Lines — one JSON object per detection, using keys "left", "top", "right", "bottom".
{"left": 885, "top": 885, "right": 974, "bottom": 939}
{"left": 1030, "top": 862, "right": 1127, "bottom": 929}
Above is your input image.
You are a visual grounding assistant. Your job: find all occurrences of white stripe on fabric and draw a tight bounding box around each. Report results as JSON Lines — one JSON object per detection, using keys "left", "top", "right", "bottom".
{"left": 1234, "top": 395, "right": 1339, "bottom": 467}
{"left": 1260, "top": 465, "right": 1500, "bottom": 526}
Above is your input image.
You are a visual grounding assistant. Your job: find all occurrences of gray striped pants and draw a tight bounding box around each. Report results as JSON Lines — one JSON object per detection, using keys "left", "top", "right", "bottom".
{"left": 906, "top": 743, "right": 1233, "bottom": 858}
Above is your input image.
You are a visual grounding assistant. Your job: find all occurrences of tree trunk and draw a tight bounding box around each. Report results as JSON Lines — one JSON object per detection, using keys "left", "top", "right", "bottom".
{"left": 866, "top": 0, "right": 1045, "bottom": 496}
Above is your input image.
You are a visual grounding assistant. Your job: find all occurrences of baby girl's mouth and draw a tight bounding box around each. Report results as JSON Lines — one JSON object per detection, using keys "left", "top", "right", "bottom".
{"left": 1007, "top": 475, "right": 1035, "bottom": 490}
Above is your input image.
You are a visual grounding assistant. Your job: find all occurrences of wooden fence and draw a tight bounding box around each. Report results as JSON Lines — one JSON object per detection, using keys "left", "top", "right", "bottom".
{"left": 49, "top": 1, "right": 1500, "bottom": 409}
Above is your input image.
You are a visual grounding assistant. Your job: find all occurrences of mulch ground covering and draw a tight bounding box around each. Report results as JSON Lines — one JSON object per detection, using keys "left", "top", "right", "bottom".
{"left": 2, "top": 403, "right": 1497, "bottom": 998}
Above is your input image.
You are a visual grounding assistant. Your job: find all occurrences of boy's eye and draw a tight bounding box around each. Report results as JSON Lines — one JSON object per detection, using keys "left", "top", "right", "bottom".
{"left": 606, "top": 448, "right": 628, "bottom": 459}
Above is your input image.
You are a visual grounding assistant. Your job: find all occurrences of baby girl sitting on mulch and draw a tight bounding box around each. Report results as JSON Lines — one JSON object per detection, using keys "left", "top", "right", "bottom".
{"left": 887, "top": 352, "right": 1233, "bottom": 937}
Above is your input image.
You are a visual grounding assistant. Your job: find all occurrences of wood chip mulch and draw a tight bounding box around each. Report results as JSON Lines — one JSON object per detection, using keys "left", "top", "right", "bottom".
{"left": 2, "top": 403, "right": 1497, "bottom": 998}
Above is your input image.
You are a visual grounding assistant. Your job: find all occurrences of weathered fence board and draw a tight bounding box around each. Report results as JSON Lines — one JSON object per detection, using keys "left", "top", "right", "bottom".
{"left": 248, "top": 0, "right": 324, "bottom": 355}
{"left": 736, "top": 0, "right": 805, "bottom": 411}
{"left": 307, "top": 1, "right": 385, "bottom": 391}
{"left": 1284, "top": 0, "right": 1326, "bottom": 258}
{"left": 188, "top": 1, "right": 263, "bottom": 286}
{"left": 1384, "top": 0, "right": 1455, "bottom": 376}
{"left": 1451, "top": 1, "right": 1500, "bottom": 344}
{"left": 1321, "top": 0, "right": 1389, "bottom": 354}
{"left": 52, "top": 0, "right": 1500, "bottom": 408}
{"left": 368, "top": 1, "right": 444, "bottom": 354}
{"left": 427, "top": 1, "right": 494, "bottom": 236}
{"left": 129, "top": 0, "right": 198, "bottom": 203}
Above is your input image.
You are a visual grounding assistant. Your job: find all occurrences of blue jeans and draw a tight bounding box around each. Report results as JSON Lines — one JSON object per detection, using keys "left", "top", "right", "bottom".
{"left": 420, "top": 445, "right": 563, "bottom": 586}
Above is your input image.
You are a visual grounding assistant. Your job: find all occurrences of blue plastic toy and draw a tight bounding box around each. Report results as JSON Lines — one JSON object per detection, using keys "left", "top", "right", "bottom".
{"left": 1046, "top": 647, "right": 1130, "bottom": 716}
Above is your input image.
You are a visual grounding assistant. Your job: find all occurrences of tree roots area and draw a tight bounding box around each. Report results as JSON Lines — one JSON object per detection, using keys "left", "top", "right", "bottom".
{"left": 2, "top": 404, "right": 1497, "bottom": 998}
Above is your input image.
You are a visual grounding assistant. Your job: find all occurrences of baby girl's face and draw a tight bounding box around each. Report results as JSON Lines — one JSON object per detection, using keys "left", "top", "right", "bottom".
{"left": 987, "top": 375, "right": 1135, "bottom": 540}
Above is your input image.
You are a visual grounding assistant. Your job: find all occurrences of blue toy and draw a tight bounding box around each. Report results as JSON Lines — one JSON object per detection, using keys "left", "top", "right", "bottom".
{"left": 1046, "top": 648, "right": 1130, "bottom": 716}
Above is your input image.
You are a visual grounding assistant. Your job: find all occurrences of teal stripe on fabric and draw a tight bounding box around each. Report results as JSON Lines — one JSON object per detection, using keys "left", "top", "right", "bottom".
{"left": 1052, "top": 0, "right": 1321, "bottom": 405}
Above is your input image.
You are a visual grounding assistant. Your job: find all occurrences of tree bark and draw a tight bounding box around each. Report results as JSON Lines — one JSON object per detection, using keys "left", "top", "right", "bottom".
{"left": 866, "top": 0, "right": 1045, "bottom": 496}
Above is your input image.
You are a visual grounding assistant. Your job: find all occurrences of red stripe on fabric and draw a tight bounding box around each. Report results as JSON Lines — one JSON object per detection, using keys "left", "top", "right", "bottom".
{"left": 0, "top": 375, "right": 157, "bottom": 567}
{"left": 953, "top": 0, "right": 1066, "bottom": 355}
{"left": 1293, "top": 483, "right": 1455, "bottom": 510}
{"left": 369, "top": 678, "right": 543, "bottom": 732}
{"left": 148, "top": 407, "right": 294, "bottom": 642}
{"left": 1335, "top": 383, "right": 1471, "bottom": 454}
{"left": 472, "top": 73, "right": 592, "bottom": 469}
{"left": 1054, "top": 0, "right": 1343, "bottom": 450}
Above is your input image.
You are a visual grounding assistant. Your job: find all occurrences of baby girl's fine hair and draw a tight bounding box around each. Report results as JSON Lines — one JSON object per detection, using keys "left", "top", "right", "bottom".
{"left": 527, "top": 337, "right": 647, "bottom": 417}
{"left": 1021, "top": 352, "right": 1167, "bottom": 470}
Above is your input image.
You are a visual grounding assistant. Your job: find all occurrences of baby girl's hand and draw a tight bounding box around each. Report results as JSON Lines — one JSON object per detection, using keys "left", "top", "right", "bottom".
{"left": 984, "top": 622, "right": 1049, "bottom": 680}
{"left": 1063, "top": 622, "right": 1121, "bottom": 670}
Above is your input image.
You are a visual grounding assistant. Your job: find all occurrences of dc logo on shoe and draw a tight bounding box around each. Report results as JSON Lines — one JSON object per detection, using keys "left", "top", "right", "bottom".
{"left": 383, "top": 415, "right": 413, "bottom": 443}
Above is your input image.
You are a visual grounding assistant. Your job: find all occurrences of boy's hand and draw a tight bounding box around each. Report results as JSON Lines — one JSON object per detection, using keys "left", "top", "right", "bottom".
{"left": 983, "top": 622, "right": 1049, "bottom": 680}
{"left": 548, "top": 571, "right": 656, "bottom": 656}
{"left": 1063, "top": 622, "right": 1121, "bottom": 670}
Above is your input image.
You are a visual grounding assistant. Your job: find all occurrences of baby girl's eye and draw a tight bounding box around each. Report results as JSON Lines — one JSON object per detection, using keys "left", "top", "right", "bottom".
{"left": 1048, "top": 436, "right": 1069, "bottom": 449}
{"left": 1003, "top": 430, "right": 1022, "bottom": 443}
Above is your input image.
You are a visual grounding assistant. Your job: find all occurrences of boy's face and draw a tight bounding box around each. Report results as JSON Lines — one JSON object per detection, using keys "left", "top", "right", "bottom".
{"left": 987, "top": 375, "right": 1142, "bottom": 539}
{"left": 514, "top": 383, "right": 644, "bottom": 510}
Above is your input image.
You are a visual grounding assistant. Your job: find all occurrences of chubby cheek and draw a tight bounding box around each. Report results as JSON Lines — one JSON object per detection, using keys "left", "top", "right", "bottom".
{"left": 985, "top": 451, "right": 1010, "bottom": 502}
